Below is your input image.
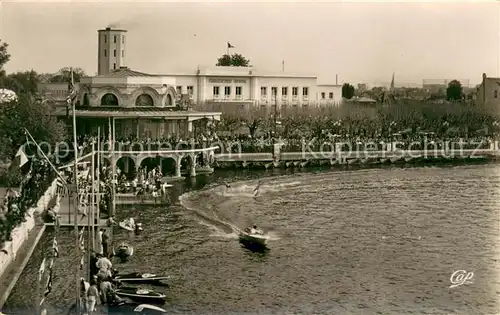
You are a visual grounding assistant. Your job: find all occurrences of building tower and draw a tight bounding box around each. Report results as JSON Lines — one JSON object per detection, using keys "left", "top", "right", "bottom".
{"left": 97, "top": 27, "right": 127, "bottom": 75}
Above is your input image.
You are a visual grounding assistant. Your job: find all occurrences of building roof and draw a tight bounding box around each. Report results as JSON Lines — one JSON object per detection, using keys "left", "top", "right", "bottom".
{"left": 105, "top": 68, "right": 155, "bottom": 77}
{"left": 98, "top": 27, "right": 127, "bottom": 32}
{"left": 59, "top": 106, "right": 221, "bottom": 119}
{"left": 355, "top": 97, "right": 377, "bottom": 103}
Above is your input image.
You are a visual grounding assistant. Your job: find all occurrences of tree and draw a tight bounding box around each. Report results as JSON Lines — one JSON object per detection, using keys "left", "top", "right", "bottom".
{"left": 49, "top": 67, "right": 86, "bottom": 83}
{"left": 0, "top": 94, "right": 67, "bottom": 162}
{"left": 216, "top": 53, "right": 250, "bottom": 67}
{"left": 446, "top": 80, "right": 463, "bottom": 101}
{"left": 342, "top": 83, "right": 355, "bottom": 99}
{"left": 0, "top": 70, "right": 41, "bottom": 95}
{"left": 0, "top": 40, "right": 10, "bottom": 77}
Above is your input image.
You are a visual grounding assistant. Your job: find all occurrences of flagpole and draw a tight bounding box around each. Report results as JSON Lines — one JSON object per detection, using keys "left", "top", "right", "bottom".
{"left": 70, "top": 67, "right": 81, "bottom": 314}
{"left": 91, "top": 141, "right": 95, "bottom": 252}
{"left": 97, "top": 127, "right": 101, "bottom": 234}
{"left": 24, "top": 130, "right": 68, "bottom": 186}
{"left": 86, "top": 143, "right": 92, "bottom": 282}
{"left": 226, "top": 43, "right": 229, "bottom": 56}
{"left": 111, "top": 118, "right": 116, "bottom": 217}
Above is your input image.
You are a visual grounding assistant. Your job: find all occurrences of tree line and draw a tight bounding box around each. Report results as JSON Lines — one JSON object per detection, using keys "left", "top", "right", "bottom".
{"left": 0, "top": 39, "right": 72, "bottom": 185}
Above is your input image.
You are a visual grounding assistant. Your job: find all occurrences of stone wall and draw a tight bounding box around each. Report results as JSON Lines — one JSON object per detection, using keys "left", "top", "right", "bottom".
{"left": 0, "top": 178, "right": 58, "bottom": 277}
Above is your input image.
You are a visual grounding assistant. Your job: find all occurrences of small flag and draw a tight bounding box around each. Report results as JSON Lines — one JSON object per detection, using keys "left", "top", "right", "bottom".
{"left": 78, "top": 227, "right": 85, "bottom": 250}
{"left": 44, "top": 265, "right": 53, "bottom": 297}
{"left": 227, "top": 42, "right": 234, "bottom": 48}
{"left": 66, "top": 68, "right": 77, "bottom": 116}
{"left": 52, "top": 238, "right": 59, "bottom": 258}
{"left": 9, "top": 145, "right": 28, "bottom": 170}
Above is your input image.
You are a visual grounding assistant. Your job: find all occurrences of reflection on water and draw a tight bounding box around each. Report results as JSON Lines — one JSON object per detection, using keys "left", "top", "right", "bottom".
{"left": 4, "top": 165, "right": 500, "bottom": 315}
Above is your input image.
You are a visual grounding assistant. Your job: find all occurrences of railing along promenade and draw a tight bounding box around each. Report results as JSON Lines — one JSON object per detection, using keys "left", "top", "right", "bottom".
{"left": 74, "top": 139, "right": 500, "bottom": 165}
{"left": 214, "top": 140, "right": 500, "bottom": 162}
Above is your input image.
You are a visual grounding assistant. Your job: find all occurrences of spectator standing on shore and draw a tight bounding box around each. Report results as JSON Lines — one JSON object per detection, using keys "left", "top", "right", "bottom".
{"left": 86, "top": 279, "right": 99, "bottom": 314}
{"left": 102, "top": 229, "right": 110, "bottom": 257}
{"left": 96, "top": 229, "right": 103, "bottom": 255}
{"left": 80, "top": 277, "right": 90, "bottom": 315}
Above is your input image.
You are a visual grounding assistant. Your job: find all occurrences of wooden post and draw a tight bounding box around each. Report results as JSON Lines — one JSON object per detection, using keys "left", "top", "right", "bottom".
{"left": 71, "top": 80, "right": 81, "bottom": 314}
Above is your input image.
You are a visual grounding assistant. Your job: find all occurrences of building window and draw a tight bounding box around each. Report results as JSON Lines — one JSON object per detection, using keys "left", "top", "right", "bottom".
{"left": 261, "top": 87, "right": 267, "bottom": 96}
{"left": 271, "top": 87, "right": 277, "bottom": 96}
{"left": 282, "top": 87, "right": 288, "bottom": 96}
{"left": 113, "top": 63, "right": 116, "bottom": 69}
{"left": 292, "top": 87, "right": 298, "bottom": 96}
{"left": 114, "top": 35, "right": 117, "bottom": 43}
{"left": 104, "top": 35, "right": 107, "bottom": 43}
{"left": 122, "top": 36, "right": 125, "bottom": 44}
{"left": 495, "top": 90, "right": 498, "bottom": 98}
{"left": 224, "top": 86, "right": 231, "bottom": 96}
{"left": 113, "top": 49, "right": 116, "bottom": 57}
{"left": 104, "top": 49, "right": 107, "bottom": 57}
{"left": 236, "top": 86, "right": 242, "bottom": 96}
{"left": 187, "top": 86, "right": 194, "bottom": 95}
{"left": 176, "top": 86, "right": 182, "bottom": 94}
{"left": 329, "top": 92, "right": 333, "bottom": 99}
{"left": 321, "top": 92, "right": 325, "bottom": 99}
{"left": 213, "top": 86, "right": 220, "bottom": 96}
{"left": 122, "top": 50, "right": 124, "bottom": 58}
{"left": 303, "top": 87, "right": 309, "bottom": 96}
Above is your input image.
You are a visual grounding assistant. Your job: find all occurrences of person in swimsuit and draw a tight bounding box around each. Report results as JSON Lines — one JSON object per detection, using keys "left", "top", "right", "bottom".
{"left": 253, "top": 180, "right": 262, "bottom": 196}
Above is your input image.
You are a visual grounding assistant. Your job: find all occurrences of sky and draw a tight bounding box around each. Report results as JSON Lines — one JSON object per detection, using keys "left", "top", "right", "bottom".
{"left": 0, "top": 0, "right": 499, "bottom": 87}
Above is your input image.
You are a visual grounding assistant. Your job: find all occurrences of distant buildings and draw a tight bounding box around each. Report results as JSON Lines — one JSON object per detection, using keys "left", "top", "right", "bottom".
{"left": 475, "top": 73, "right": 500, "bottom": 108}
{"left": 422, "top": 79, "right": 470, "bottom": 94}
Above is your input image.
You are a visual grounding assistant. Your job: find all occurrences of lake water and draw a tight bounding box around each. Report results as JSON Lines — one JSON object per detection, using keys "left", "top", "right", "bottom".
{"left": 4, "top": 164, "right": 500, "bottom": 315}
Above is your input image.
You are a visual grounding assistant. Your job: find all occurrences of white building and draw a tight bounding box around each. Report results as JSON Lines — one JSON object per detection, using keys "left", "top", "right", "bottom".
{"left": 41, "top": 27, "right": 343, "bottom": 113}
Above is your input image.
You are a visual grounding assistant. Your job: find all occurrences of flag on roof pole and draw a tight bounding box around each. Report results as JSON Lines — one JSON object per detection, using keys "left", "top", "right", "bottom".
{"left": 227, "top": 42, "right": 234, "bottom": 48}
{"left": 9, "top": 145, "right": 28, "bottom": 170}
{"left": 66, "top": 68, "right": 77, "bottom": 117}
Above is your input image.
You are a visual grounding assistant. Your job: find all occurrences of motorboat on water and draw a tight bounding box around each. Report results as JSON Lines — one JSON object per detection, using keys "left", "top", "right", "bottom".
{"left": 115, "top": 286, "right": 166, "bottom": 304}
{"left": 119, "top": 218, "right": 137, "bottom": 231}
{"left": 114, "top": 272, "right": 172, "bottom": 284}
{"left": 113, "top": 243, "right": 134, "bottom": 260}
{"left": 239, "top": 225, "right": 267, "bottom": 246}
{"left": 107, "top": 302, "right": 167, "bottom": 314}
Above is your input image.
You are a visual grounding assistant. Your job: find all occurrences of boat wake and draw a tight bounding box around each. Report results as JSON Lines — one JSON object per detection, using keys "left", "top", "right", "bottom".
{"left": 179, "top": 179, "right": 300, "bottom": 240}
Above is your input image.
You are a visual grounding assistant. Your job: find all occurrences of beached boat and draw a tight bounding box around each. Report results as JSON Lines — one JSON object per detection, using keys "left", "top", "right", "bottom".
{"left": 115, "top": 287, "right": 166, "bottom": 304}
{"left": 108, "top": 302, "right": 167, "bottom": 314}
{"left": 114, "top": 272, "right": 173, "bottom": 284}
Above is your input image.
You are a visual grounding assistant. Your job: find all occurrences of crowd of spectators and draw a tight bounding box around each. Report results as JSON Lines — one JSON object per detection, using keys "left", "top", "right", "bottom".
{"left": 1, "top": 158, "right": 56, "bottom": 247}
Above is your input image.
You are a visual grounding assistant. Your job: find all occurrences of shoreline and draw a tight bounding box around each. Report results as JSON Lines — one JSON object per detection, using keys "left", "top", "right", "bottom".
{"left": 213, "top": 153, "right": 496, "bottom": 170}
